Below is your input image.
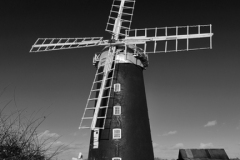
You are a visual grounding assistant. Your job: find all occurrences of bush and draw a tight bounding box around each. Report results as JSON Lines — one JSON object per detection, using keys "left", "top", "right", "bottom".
{"left": 0, "top": 106, "right": 67, "bottom": 160}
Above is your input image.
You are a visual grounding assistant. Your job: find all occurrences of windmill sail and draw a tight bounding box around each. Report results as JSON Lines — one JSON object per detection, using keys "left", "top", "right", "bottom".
{"left": 79, "top": 47, "right": 117, "bottom": 130}
{"left": 106, "top": 0, "right": 135, "bottom": 38}
{"left": 124, "top": 24, "right": 213, "bottom": 54}
{"left": 30, "top": 37, "right": 104, "bottom": 52}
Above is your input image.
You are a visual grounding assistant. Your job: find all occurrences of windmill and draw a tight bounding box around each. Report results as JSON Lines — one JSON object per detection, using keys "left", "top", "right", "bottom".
{"left": 30, "top": 0, "right": 213, "bottom": 160}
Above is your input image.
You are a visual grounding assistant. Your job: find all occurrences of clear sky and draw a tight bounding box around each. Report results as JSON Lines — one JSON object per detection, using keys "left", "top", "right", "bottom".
{"left": 1, "top": 0, "right": 240, "bottom": 159}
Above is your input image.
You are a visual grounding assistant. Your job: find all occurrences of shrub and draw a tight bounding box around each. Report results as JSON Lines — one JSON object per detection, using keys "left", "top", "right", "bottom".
{"left": 0, "top": 106, "right": 67, "bottom": 160}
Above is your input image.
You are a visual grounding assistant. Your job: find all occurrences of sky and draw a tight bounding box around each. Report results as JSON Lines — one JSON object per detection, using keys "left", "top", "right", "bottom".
{"left": 1, "top": 0, "right": 240, "bottom": 159}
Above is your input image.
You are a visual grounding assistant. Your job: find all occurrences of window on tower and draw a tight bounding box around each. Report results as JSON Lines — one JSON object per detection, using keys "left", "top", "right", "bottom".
{"left": 112, "top": 158, "right": 122, "bottom": 160}
{"left": 113, "top": 106, "right": 121, "bottom": 115}
{"left": 114, "top": 83, "right": 121, "bottom": 92}
{"left": 113, "top": 128, "right": 121, "bottom": 139}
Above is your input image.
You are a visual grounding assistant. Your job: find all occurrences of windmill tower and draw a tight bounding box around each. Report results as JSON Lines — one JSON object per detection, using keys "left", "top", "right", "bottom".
{"left": 30, "top": 1, "right": 213, "bottom": 160}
